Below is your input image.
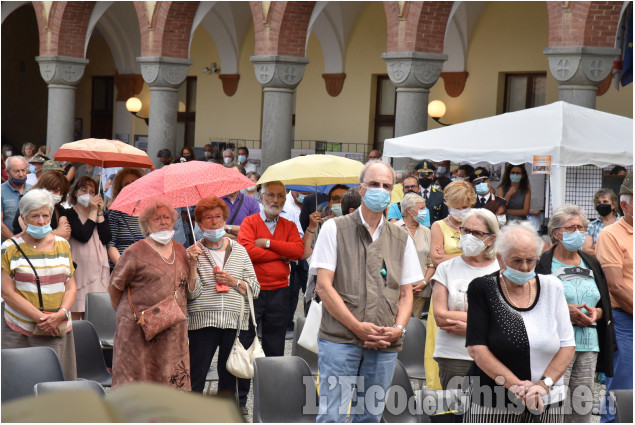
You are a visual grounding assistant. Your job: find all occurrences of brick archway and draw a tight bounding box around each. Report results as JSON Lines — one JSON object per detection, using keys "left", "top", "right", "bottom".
{"left": 33, "top": 1, "right": 95, "bottom": 58}
{"left": 384, "top": 1, "right": 453, "bottom": 54}
{"left": 250, "top": 1, "right": 316, "bottom": 56}
{"left": 547, "top": 1, "right": 623, "bottom": 48}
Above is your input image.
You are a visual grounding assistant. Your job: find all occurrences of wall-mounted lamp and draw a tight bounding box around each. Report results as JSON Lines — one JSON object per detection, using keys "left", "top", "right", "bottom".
{"left": 126, "top": 97, "right": 149, "bottom": 125}
{"left": 202, "top": 62, "right": 220, "bottom": 74}
{"left": 428, "top": 100, "right": 451, "bottom": 126}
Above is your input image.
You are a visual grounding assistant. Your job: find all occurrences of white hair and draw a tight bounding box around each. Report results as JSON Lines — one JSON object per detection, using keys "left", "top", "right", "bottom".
{"left": 400, "top": 192, "right": 425, "bottom": 216}
{"left": 261, "top": 180, "right": 285, "bottom": 193}
{"left": 359, "top": 160, "right": 395, "bottom": 185}
{"left": 463, "top": 208, "right": 500, "bottom": 259}
{"left": 6, "top": 155, "right": 27, "bottom": 171}
{"left": 19, "top": 188, "right": 54, "bottom": 218}
{"left": 620, "top": 194, "right": 632, "bottom": 204}
{"left": 547, "top": 204, "right": 590, "bottom": 243}
{"left": 223, "top": 149, "right": 235, "bottom": 158}
{"left": 496, "top": 221, "right": 543, "bottom": 259}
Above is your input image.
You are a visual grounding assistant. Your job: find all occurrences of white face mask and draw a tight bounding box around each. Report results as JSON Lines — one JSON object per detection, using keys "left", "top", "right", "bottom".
{"left": 247, "top": 186, "right": 257, "bottom": 192}
{"left": 51, "top": 194, "right": 62, "bottom": 205}
{"left": 460, "top": 234, "right": 487, "bottom": 257}
{"left": 77, "top": 193, "right": 91, "bottom": 207}
{"left": 149, "top": 230, "right": 175, "bottom": 245}
{"left": 450, "top": 207, "right": 471, "bottom": 223}
{"left": 223, "top": 157, "right": 232, "bottom": 164}
{"left": 497, "top": 214, "right": 507, "bottom": 226}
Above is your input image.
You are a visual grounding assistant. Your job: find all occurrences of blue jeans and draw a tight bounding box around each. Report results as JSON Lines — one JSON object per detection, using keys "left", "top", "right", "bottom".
{"left": 317, "top": 338, "right": 398, "bottom": 423}
{"left": 601, "top": 309, "right": 633, "bottom": 422}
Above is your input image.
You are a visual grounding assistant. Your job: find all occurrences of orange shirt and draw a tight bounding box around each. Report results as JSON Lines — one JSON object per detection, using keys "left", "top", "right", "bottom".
{"left": 596, "top": 218, "right": 633, "bottom": 310}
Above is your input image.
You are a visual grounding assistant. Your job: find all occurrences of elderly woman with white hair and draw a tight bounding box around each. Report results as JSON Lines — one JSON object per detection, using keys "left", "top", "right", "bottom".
{"left": 109, "top": 197, "right": 202, "bottom": 390}
{"left": 431, "top": 208, "right": 500, "bottom": 389}
{"left": 465, "top": 221, "right": 575, "bottom": 422}
{"left": 1, "top": 189, "right": 77, "bottom": 380}
{"left": 536, "top": 204, "right": 615, "bottom": 423}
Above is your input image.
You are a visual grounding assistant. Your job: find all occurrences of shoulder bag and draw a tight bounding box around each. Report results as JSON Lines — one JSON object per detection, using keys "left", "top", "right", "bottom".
{"left": 226, "top": 282, "right": 265, "bottom": 378}
{"left": 127, "top": 259, "right": 187, "bottom": 341}
{"left": 9, "top": 238, "right": 68, "bottom": 337}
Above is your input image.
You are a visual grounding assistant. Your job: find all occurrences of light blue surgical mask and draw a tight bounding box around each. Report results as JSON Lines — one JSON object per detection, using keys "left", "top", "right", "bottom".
{"left": 412, "top": 209, "right": 427, "bottom": 224}
{"left": 363, "top": 186, "right": 391, "bottom": 213}
{"left": 475, "top": 182, "right": 489, "bottom": 195}
{"left": 561, "top": 230, "right": 585, "bottom": 252}
{"left": 204, "top": 228, "right": 226, "bottom": 243}
{"left": 437, "top": 166, "right": 447, "bottom": 175}
{"left": 510, "top": 174, "right": 522, "bottom": 183}
{"left": 26, "top": 223, "right": 52, "bottom": 240}
{"left": 433, "top": 184, "right": 440, "bottom": 191}
{"left": 29, "top": 165, "right": 36, "bottom": 174}
{"left": 503, "top": 261, "right": 536, "bottom": 285}
{"left": 296, "top": 194, "right": 306, "bottom": 204}
{"left": 238, "top": 155, "right": 247, "bottom": 164}
{"left": 331, "top": 203, "right": 343, "bottom": 216}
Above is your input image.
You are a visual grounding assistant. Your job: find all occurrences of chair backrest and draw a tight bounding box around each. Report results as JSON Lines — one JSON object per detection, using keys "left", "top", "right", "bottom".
{"left": 291, "top": 316, "right": 318, "bottom": 375}
{"left": 1, "top": 346, "right": 65, "bottom": 403}
{"left": 84, "top": 293, "right": 116, "bottom": 347}
{"left": 382, "top": 360, "right": 420, "bottom": 423}
{"left": 396, "top": 317, "right": 427, "bottom": 379}
{"left": 253, "top": 356, "right": 318, "bottom": 423}
{"left": 419, "top": 388, "right": 466, "bottom": 423}
{"left": 72, "top": 320, "right": 112, "bottom": 387}
{"left": 611, "top": 389, "right": 633, "bottom": 423}
{"left": 34, "top": 379, "right": 106, "bottom": 397}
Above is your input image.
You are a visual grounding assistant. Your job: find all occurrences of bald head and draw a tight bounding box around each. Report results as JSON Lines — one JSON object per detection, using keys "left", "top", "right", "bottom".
{"left": 368, "top": 150, "right": 381, "bottom": 160}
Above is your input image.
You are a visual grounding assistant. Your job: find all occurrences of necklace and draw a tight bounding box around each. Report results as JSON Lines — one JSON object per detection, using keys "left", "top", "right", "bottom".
{"left": 206, "top": 238, "right": 225, "bottom": 251}
{"left": 500, "top": 272, "right": 532, "bottom": 308}
{"left": 150, "top": 239, "right": 175, "bottom": 264}
{"left": 445, "top": 216, "right": 460, "bottom": 232}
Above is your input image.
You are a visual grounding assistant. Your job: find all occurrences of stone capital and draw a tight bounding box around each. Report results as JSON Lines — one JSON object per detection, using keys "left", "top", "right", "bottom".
{"left": 35, "top": 56, "right": 89, "bottom": 86}
{"left": 137, "top": 57, "right": 192, "bottom": 89}
{"left": 381, "top": 52, "right": 447, "bottom": 88}
{"left": 250, "top": 55, "right": 310, "bottom": 89}
{"left": 543, "top": 46, "right": 621, "bottom": 85}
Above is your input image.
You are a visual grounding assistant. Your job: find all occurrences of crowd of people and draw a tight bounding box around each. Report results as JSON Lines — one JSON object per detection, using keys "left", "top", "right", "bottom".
{"left": 1, "top": 143, "right": 632, "bottom": 423}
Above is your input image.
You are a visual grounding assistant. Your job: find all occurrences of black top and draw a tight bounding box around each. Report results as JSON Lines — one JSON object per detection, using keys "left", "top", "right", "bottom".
{"left": 425, "top": 188, "right": 448, "bottom": 225}
{"left": 65, "top": 207, "right": 112, "bottom": 246}
{"left": 12, "top": 204, "right": 67, "bottom": 235}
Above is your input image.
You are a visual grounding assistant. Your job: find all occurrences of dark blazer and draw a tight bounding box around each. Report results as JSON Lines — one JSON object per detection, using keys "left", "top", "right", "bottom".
{"left": 424, "top": 187, "right": 448, "bottom": 225}
{"left": 536, "top": 247, "right": 616, "bottom": 376}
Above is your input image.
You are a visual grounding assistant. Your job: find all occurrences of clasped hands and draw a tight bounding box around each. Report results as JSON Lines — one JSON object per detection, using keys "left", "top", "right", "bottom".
{"left": 569, "top": 303, "right": 599, "bottom": 326}
{"left": 354, "top": 321, "right": 400, "bottom": 350}
{"left": 509, "top": 380, "right": 548, "bottom": 415}
{"left": 36, "top": 310, "right": 65, "bottom": 337}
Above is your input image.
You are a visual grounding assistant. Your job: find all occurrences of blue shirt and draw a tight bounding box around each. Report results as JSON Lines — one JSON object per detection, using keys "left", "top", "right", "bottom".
{"left": 586, "top": 215, "right": 621, "bottom": 244}
{"left": 1, "top": 181, "right": 31, "bottom": 240}
{"left": 386, "top": 202, "right": 431, "bottom": 227}
{"left": 552, "top": 257, "right": 600, "bottom": 352}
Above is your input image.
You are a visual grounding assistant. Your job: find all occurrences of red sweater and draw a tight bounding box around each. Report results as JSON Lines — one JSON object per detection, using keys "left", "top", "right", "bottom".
{"left": 237, "top": 213, "right": 304, "bottom": 290}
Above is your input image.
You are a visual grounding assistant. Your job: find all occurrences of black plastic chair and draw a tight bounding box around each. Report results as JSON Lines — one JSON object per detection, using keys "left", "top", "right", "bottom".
{"left": 291, "top": 316, "right": 319, "bottom": 375}
{"left": 84, "top": 292, "right": 116, "bottom": 348}
{"left": 382, "top": 360, "right": 421, "bottom": 423}
{"left": 253, "top": 356, "right": 318, "bottom": 423}
{"left": 419, "top": 388, "right": 466, "bottom": 423}
{"left": 72, "top": 320, "right": 112, "bottom": 387}
{"left": 1, "top": 346, "right": 65, "bottom": 403}
{"left": 610, "top": 389, "right": 633, "bottom": 423}
{"left": 396, "top": 317, "right": 426, "bottom": 386}
{"left": 34, "top": 379, "right": 106, "bottom": 396}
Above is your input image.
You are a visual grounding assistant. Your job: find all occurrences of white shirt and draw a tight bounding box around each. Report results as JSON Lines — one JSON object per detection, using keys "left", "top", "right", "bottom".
{"left": 243, "top": 162, "right": 257, "bottom": 174}
{"left": 284, "top": 192, "right": 302, "bottom": 217}
{"left": 309, "top": 209, "right": 423, "bottom": 285}
{"left": 259, "top": 204, "right": 304, "bottom": 237}
{"left": 432, "top": 255, "right": 500, "bottom": 361}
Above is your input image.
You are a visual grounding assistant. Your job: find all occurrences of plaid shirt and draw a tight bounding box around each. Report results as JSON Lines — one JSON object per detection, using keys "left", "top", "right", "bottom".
{"left": 586, "top": 215, "right": 622, "bottom": 243}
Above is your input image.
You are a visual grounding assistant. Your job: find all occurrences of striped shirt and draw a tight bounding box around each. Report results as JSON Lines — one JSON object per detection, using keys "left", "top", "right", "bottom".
{"left": 1, "top": 235, "right": 75, "bottom": 336}
{"left": 106, "top": 209, "right": 144, "bottom": 254}
{"left": 186, "top": 238, "right": 260, "bottom": 331}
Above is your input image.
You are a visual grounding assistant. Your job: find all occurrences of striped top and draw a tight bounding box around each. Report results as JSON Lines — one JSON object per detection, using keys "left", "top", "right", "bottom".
{"left": 1, "top": 235, "right": 75, "bottom": 336}
{"left": 106, "top": 209, "right": 144, "bottom": 256}
{"left": 186, "top": 238, "right": 260, "bottom": 331}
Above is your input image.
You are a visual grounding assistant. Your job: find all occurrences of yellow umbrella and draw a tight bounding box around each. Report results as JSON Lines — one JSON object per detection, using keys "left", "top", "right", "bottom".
{"left": 258, "top": 154, "right": 364, "bottom": 186}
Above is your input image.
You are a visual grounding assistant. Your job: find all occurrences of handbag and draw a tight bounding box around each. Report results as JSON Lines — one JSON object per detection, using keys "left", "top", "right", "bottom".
{"left": 297, "top": 294, "right": 322, "bottom": 354}
{"left": 9, "top": 238, "right": 68, "bottom": 338}
{"left": 127, "top": 260, "right": 186, "bottom": 341}
{"left": 226, "top": 282, "right": 265, "bottom": 379}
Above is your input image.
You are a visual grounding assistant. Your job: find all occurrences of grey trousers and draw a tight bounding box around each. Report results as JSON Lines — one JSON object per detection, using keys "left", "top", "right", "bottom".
{"left": 563, "top": 351, "right": 598, "bottom": 423}
{"left": 436, "top": 357, "right": 473, "bottom": 390}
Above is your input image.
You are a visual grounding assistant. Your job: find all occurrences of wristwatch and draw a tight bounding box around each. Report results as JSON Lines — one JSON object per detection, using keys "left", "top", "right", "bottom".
{"left": 393, "top": 324, "right": 406, "bottom": 338}
{"left": 265, "top": 239, "right": 271, "bottom": 249}
{"left": 60, "top": 307, "right": 70, "bottom": 320}
{"left": 540, "top": 375, "right": 554, "bottom": 390}
{"left": 236, "top": 280, "right": 242, "bottom": 290}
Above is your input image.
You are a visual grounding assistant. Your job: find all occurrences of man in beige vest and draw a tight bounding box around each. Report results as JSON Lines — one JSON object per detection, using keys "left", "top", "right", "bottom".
{"left": 311, "top": 161, "right": 423, "bottom": 422}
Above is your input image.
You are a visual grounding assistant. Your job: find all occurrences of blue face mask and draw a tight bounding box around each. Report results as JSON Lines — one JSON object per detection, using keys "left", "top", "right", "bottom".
{"left": 503, "top": 261, "right": 536, "bottom": 285}
{"left": 561, "top": 230, "right": 585, "bottom": 252}
{"left": 26, "top": 223, "right": 53, "bottom": 240}
{"left": 29, "top": 165, "right": 36, "bottom": 174}
{"left": 331, "top": 203, "right": 343, "bottom": 217}
{"left": 237, "top": 155, "right": 247, "bottom": 164}
{"left": 203, "top": 228, "right": 226, "bottom": 243}
{"left": 433, "top": 185, "right": 440, "bottom": 191}
{"left": 475, "top": 182, "right": 489, "bottom": 195}
{"left": 363, "top": 187, "right": 391, "bottom": 213}
{"left": 412, "top": 209, "right": 427, "bottom": 224}
{"left": 296, "top": 194, "right": 305, "bottom": 204}
{"left": 510, "top": 174, "right": 522, "bottom": 183}
{"left": 437, "top": 166, "right": 447, "bottom": 175}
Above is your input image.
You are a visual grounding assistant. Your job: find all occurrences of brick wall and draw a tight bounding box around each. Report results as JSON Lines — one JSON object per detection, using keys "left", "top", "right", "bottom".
{"left": 251, "top": 1, "right": 315, "bottom": 57}
{"left": 384, "top": 1, "right": 452, "bottom": 53}
{"left": 34, "top": 1, "right": 94, "bottom": 58}
{"left": 547, "top": 1, "right": 621, "bottom": 48}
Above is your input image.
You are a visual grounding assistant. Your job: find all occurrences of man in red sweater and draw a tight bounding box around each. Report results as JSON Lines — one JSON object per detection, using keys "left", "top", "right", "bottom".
{"left": 237, "top": 180, "right": 304, "bottom": 356}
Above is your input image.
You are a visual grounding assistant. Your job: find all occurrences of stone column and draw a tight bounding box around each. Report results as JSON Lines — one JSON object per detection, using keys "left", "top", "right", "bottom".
{"left": 251, "top": 55, "right": 309, "bottom": 171}
{"left": 36, "top": 56, "right": 89, "bottom": 153}
{"left": 543, "top": 46, "right": 620, "bottom": 109}
{"left": 137, "top": 57, "right": 191, "bottom": 167}
{"left": 381, "top": 52, "right": 447, "bottom": 170}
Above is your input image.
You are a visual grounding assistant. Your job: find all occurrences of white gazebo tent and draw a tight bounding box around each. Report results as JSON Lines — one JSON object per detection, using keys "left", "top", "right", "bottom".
{"left": 383, "top": 101, "right": 633, "bottom": 211}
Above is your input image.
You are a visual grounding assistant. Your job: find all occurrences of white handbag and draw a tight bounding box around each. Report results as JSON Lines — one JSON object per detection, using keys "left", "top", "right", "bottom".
{"left": 226, "top": 282, "right": 265, "bottom": 379}
{"left": 297, "top": 298, "right": 322, "bottom": 354}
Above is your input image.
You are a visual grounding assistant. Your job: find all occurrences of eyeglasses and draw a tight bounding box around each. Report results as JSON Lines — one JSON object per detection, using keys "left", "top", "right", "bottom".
{"left": 330, "top": 195, "right": 342, "bottom": 202}
{"left": 362, "top": 182, "right": 393, "bottom": 191}
{"left": 151, "top": 215, "right": 172, "bottom": 223}
{"left": 403, "top": 185, "right": 418, "bottom": 190}
{"left": 558, "top": 225, "right": 587, "bottom": 233}
{"left": 200, "top": 214, "right": 224, "bottom": 222}
{"left": 506, "top": 257, "right": 538, "bottom": 269}
{"left": 473, "top": 178, "right": 489, "bottom": 184}
{"left": 459, "top": 227, "right": 492, "bottom": 238}
{"left": 263, "top": 193, "right": 286, "bottom": 201}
